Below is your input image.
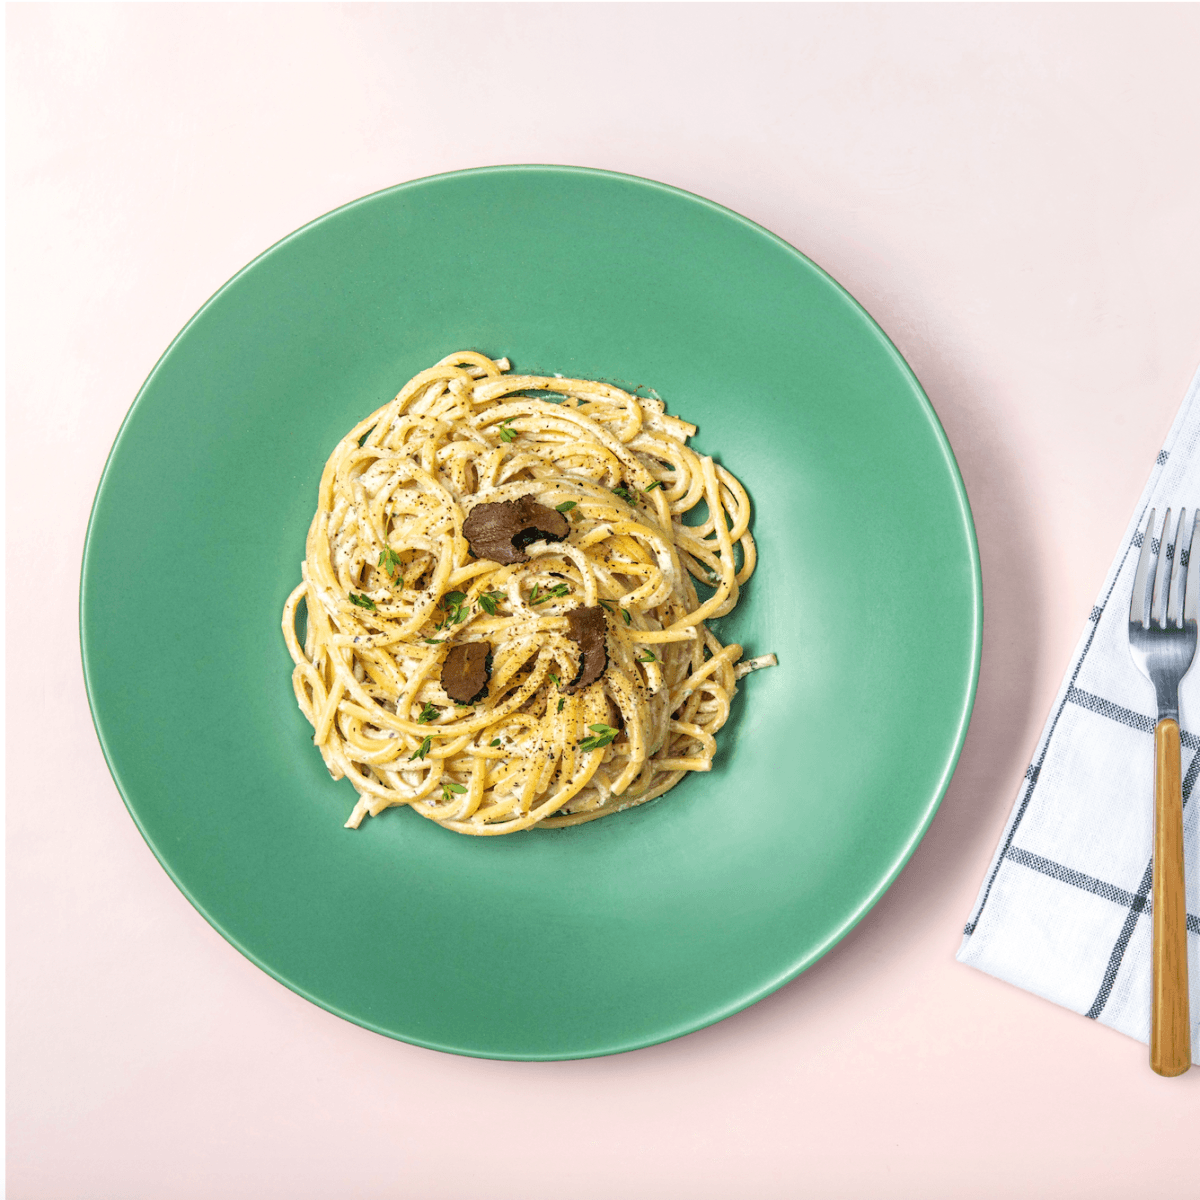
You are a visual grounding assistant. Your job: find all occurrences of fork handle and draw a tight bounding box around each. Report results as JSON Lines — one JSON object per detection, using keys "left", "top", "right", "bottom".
{"left": 1152, "top": 717, "right": 1191, "bottom": 1076}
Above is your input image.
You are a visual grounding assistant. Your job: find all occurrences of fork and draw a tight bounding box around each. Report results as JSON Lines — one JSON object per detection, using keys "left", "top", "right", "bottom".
{"left": 1129, "top": 507, "right": 1195, "bottom": 1076}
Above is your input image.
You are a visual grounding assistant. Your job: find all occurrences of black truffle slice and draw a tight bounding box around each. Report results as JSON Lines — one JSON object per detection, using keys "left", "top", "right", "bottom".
{"left": 564, "top": 605, "right": 608, "bottom": 693}
{"left": 462, "top": 497, "right": 569, "bottom": 565}
{"left": 441, "top": 642, "right": 492, "bottom": 704}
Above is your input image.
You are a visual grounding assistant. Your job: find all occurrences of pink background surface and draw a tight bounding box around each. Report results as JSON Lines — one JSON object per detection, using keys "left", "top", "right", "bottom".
{"left": 9, "top": 4, "right": 1200, "bottom": 1197}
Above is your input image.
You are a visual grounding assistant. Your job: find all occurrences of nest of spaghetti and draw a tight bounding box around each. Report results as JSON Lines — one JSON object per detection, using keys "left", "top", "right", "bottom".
{"left": 282, "top": 351, "right": 774, "bottom": 835}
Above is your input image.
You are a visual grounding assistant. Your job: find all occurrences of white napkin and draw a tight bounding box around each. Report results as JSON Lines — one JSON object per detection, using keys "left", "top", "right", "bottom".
{"left": 958, "top": 365, "right": 1200, "bottom": 1062}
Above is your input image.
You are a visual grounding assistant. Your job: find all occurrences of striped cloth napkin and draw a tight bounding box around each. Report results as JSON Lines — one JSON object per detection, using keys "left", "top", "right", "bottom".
{"left": 958, "top": 365, "right": 1200, "bottom": 1062}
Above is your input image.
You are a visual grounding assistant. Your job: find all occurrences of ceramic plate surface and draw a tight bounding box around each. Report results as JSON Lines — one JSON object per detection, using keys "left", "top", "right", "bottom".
{"left": 81, "top": 166, "right": 980, "bottom": 1059}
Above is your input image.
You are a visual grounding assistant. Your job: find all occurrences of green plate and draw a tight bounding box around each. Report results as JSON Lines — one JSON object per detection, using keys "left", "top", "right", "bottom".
{"left": 81, "top": 166, "right": 981, "bottom": 1060}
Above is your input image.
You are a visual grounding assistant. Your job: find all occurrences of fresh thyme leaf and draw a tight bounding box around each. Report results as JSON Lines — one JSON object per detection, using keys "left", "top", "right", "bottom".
{"left": 612, "top": 484, "right": 635, "bottom": 504}
{"left": 531, "top": 583, "right": 569, "bottom": 606}
{"left": 410, "top": 736, "right": 431, "bottom": 761}
{"left": 422, "top": 638, "right": 443, "bottom": 645}
{"left": 580, "top": 722, "right": 619, "bottom": 751}
{"left": 498, "top": 418, "right": 517, "bottom": 443}
{"left": 548, "top": 672, "right": 560, "bottom": 687}
{"left": 378, "top": 546, "right": 404, "bottom": 582}
{"left": 348, "top": 592, "right": 377, "bottom": 611}
{"left": 418, "top": 701, "right": 438, "bottom": 724}
{"left": 643, "top": 480, "right": 663, "bottom": 492}
{"left": 579, "top": 728, "right": 617, "bottom": 752}
{"left": 621, "top": 607, "right": 631, "bottom": 625}
{"left": 441, "top": 782, "right": 468, "bottom": 802}
{"left": 597, "top": 599, "right": 615, "bottom": 612}
{"left": 555, "top": 501, "right": 577, "bottom": 513}
{"left": 438, "top": 590, "right": 470, "bottom": 626}
{"left": 477, "top": 590, "right": 506, "bottom": 616}
{"left": 636, "top": 650, "right": 657, "bottom": 663}
{"left": 489, "top": 738, "right": 501, "bottom": 748}
{"left": 557, "top": 697, "right": 565, "bottom": 713}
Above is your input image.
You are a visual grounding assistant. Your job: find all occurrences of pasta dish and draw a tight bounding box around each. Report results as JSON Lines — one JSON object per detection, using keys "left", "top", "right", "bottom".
{"left": 282, "top": 351, "right": 775, "bottom": 835}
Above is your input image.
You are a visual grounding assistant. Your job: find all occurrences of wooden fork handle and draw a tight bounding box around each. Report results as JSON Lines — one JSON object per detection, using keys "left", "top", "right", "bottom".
{"left": 1152, "top": 717, "right": 1192, "bottom": 1076}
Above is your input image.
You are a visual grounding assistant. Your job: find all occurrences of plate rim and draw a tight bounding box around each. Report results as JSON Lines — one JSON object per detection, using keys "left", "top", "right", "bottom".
{"left": 79, "top": 163, "right": 983, "bottom": 1059}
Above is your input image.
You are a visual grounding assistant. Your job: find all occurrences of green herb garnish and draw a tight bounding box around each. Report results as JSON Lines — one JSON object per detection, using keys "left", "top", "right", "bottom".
{"left": 643, "top": 481, "right": 663, "bottom": 492}
{"left": 410, "top": 736, "right": 432, "bottom": 761}
{"left": 612, "top": 484, "right": 635, "bottom": 504}
{"left": 597, "top": 597, "right": 631, "bottom": 624}
{"left": 423, "top": 638, "right": 443, "bottom": 645}
{"left": 530, "top": 583, "right": 569, "bottom": 606}
{"left": 438, "top": 590, "right": 470, "bottom": 627}
{"left": 477, "top": 589, "right": 506, "bottom": 616}
{"left": 557, "top": 697, "right": 565, "bottom": 713}
{"left": 555, "top": 501, "right": 577, "bottom": 513}
{"left": 580, "top": 723, "right": 618, "bottom": 752}
{"left": 418, "top": 701, "right": 438, "bottom": 724}
{"left": 489, "top": 738, "right": 501, "bottom": 748}
{"left": 441, "top": 781, "right": 468, "bottom": 803}
{"left": 636, "top": 650, "right": 657, "bottom": 663}
{"left": 498, "top": 418, "right": 517, "bottom": 443}
{"left": 348, "top": 592, "right": 377, "bottom": 611}
{"left": 548, "top": 672, "right": 560, "bottom": 688}
{"left": 378, "top": 546, "right": 404, "bottom": 582}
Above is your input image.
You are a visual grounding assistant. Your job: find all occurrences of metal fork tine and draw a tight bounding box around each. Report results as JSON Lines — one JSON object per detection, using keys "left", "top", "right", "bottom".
{"left": 1168, "top": 509, "right": 1189, "bottom": 627}
{"left": 1152, "top": 508, "right": 1173, "bottom": 628}
{"left": 1186, "top": 511, "right": 1200, "bottom": 626}
{"left": 1131, "top": 508, "right": 1157, "bottom": 627}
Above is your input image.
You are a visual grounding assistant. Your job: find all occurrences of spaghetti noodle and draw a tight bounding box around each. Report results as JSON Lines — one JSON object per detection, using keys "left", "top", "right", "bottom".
{"left": 282, "top": 351, "right": 775, "bottom": 835}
